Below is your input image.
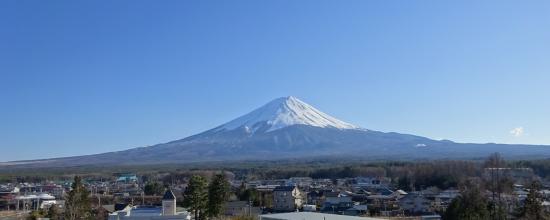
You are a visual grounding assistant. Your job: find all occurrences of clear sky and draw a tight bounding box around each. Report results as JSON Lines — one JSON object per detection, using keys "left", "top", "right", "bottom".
{"left": 1, "top": 0, "right": 549, "bottom": 161}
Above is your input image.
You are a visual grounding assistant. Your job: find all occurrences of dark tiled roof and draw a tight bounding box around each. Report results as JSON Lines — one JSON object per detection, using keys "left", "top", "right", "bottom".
{"left": 308, "top": 191, "right": 321, "bottom": 197}
{"left": 325, "top": 191, "right": 340, "bottom": 197}
{"left": 114, "top": 203, "right": 130, "bottom": 211}
{"left": 162, "top": 189, "right": 176, "bottom": 200}
{"left": 273, "top": 186, "right": 295, "bottom": 192}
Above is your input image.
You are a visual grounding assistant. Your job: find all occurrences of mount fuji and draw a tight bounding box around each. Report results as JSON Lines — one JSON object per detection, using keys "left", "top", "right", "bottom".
{"left": 215, "top": 96, "right": 359, "bottom": 133}
{"left": 4, "top": 96, "right": 550, "bottom": 167}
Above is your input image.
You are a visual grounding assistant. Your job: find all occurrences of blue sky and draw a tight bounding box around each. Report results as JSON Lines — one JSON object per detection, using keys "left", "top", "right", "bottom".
{"left": 1, "top": 0, "right": 549, "bottom": 161}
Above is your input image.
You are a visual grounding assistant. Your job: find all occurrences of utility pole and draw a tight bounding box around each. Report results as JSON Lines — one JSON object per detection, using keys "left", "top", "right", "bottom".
{"left": 249, "top": 199, "right": 252, "bottom": 216}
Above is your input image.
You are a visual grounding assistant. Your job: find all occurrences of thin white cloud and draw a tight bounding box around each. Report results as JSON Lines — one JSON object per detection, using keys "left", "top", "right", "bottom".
{"left": 510, "top": 127, "right": 524, "bottom": 137}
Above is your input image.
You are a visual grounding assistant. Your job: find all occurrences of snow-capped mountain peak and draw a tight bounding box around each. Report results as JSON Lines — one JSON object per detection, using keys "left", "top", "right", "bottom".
{"left": 217, "top": 96, "right": 359, "bottom": 133}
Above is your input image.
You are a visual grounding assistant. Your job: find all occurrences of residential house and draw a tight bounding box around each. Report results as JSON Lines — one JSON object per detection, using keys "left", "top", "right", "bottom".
{"left": 353, "top": 177, "right": 390, "bottom": 189}
{"left": 433, "top": 189, "right": 459, "bottom": 212}
{"left": 307, "top": 190, "right": 329, "bottom": 207}
{"left": 398, "top": 192, "right": 433, "bottom": 215}
{"left": 366, "top": 194, "right": 400, "bottom": 216}
{"left": 321, "top": 192, "right": 353, "bottom": 213}
{"left": 343, "top": 204, "right": 368, "bottom": 216}
{"left": 287, "top": 177, "right": 313, "bottom": 189}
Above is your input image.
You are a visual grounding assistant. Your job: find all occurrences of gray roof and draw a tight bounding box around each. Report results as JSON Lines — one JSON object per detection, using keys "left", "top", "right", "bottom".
{"left": 273, "top": 186, "right": 296, "bottom": 192}
{"left": 162, "top": 189, "right": 176, "bottom": 200}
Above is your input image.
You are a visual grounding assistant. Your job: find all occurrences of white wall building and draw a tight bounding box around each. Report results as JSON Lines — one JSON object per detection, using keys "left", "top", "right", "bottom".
{"left": 162, "top": 189, "right": 176, "bottom": 216}
{"left": 109, "top": 189, "right": 190, "bottom": 220}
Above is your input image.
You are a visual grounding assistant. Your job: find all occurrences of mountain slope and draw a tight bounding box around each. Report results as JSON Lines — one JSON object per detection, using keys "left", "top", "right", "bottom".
{"left": 2, "top": 96, "right": 550, "bottom": 168}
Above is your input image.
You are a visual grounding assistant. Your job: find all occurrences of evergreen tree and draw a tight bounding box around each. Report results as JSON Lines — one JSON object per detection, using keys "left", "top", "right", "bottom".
{"left": 236, "top": 182, "right": 262, "bottom": 206}
{"left": 261, "top": 191, "right": 273, "bottom": 208}
{"left": 144, "top": 181, "right": 165, "bottom": 196}
{"left": 236, "top": 182, "right": 247, "bottom": 200}
{"left": 183, "top": 175, "right": 208, "bottom": 220}
{"left": 443, "top": 181, "right": 489, "bottom": 220}
{"left": 64, "top": 176, "right": 91, "bottom": 220}
{"left": 207, "top": 173, "right": 230, "bottom": 218}
{"left": 240, "top": 189, "right": 259, "bottom": 206}
{"left": 516, "top": 180, "right": 548, "bottom": 220}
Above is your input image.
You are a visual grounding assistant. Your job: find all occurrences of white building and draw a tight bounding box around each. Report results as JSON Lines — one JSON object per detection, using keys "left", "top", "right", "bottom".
{"left": 260, "top": 212, "right": 384, "bottom": 220}
{"left": 273, "top": 186, "right": 304, "bottom": 212}
{"left": 353, "top": 177, "right": 390, "bottom": 189}
{"left": 162, "top": 190, "right": 176, "bottom": 216}
{"left": 15, "top": 193, "right": 56, "bottom": 211}
{"left": 109, "top": 189, "right": 190, "bottom": 220}
{"left": 108, "top": 206, "right": 191, "bottom": 220}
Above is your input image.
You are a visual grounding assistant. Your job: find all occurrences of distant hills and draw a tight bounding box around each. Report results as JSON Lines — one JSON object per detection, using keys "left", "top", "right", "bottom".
{"left": 3, "top": 96, "right": 550, "bottom": 168}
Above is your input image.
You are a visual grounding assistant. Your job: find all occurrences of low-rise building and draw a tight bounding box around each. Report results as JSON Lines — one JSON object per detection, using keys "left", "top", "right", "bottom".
{"left": 343, "top": 204, "right": 368, "bottom": 216}
{"left": 108, "top": 206, "right": 191, "bottom": 220}
{"left": 109, "top": 189, "right": 190, "bottom": 220}
{"left": 224, "top": 201, "right": 262, "bottom": 216}
{"left": 321, "top": 192, "right": 353, "bottom": 213}
{"left": 353, "top": 177, "right": 390, "bottom": 189}
{"left": 398, "top": 192, "right": 432, "bottom": 214}
{"left": 273, "top": 186, "right": 304, "bottom": 212}
{"left": 260, "top": 212, "right": 383, "bottom": 220}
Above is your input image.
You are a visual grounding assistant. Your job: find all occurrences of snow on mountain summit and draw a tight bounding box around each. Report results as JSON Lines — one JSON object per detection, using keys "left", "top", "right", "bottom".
{"left": 217, "top": 96, "right": 359, "bottom": 133}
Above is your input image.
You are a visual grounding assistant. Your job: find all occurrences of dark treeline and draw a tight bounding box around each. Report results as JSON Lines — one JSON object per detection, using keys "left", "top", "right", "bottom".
{"left": 235, "top": 160, "right": 479, "bottom": 190}
{"left": 510, "top": 159, "right": 550, "bottom": 178}
{"left": 1, "top": 159, "right": 549, "bottom": 186}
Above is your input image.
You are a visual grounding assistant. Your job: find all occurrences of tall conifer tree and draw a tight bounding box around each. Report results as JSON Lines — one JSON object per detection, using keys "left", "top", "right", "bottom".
{"left": 64, "top": 176, "right": 91, "bottom": 220}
